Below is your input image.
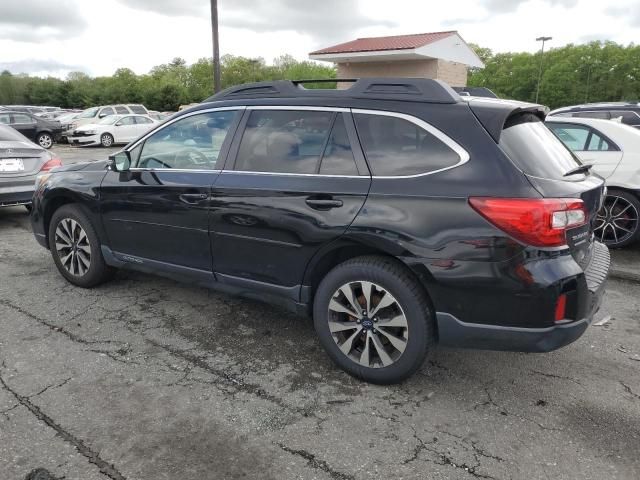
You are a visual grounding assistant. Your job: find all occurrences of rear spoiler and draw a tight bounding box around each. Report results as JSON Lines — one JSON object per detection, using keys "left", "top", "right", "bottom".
{"left": 467, "top": 98, "right": 549, "bottom": 143}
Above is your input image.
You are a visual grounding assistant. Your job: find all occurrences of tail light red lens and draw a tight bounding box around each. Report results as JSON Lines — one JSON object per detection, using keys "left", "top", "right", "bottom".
{"left": 469, "top": 197, "right": 587, "bottom": 248}
{"left": 40, "top": 157, "right": 63, "bottom": 172}
{"left": 555, "top": 294, "right": 567, "bottom": 322}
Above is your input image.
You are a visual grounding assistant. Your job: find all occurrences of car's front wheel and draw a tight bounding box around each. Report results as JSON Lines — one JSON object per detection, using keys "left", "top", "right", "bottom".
{"left": 595, "top": 189, "right": 640, "bottom": 248}
{"left": 48, "top": 204, "right": 113, "bottom": 287}
{"left": 100, "top": 133, "right": 114, "bottom": 147}
{"left": 313, "top": 256, "right": 434, "bottom": 384}
{"left": 37, "top": 132, "right": 53, "bottom": 149}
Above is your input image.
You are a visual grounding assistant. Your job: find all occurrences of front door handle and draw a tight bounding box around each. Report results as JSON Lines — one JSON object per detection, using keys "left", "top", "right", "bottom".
{"left": 305, "top": 198, "right": 344, "bottom": 210}
{"left": 179, "top": 193, "right": 208, "bottom": 204}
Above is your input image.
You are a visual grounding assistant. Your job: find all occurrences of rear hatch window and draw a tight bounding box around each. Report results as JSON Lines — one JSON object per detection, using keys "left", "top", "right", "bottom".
{"left": 499, "top": 113, "right": 582, "bottom": 180}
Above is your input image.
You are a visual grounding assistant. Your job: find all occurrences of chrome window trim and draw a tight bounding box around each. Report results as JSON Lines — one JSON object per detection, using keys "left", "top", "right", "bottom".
{"left": 128, "top": 168, "right": 222, "bottom": 173}
{"left": 123, "top": 105, "right": 469, "bottom": 179}
{"left": 247, "top": 105, "right": 350, "bottom": 113}
{"left": 220, "top": 170, "right": 366, "bottom": 179}
{"left": 352, "top": 108, "right": 470, "bottom": 179}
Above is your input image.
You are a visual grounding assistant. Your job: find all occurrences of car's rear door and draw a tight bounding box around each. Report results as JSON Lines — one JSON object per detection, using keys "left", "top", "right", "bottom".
{"left": 546, "top": 121, "right": 623, "bottom": 178}
{"left": 209, "top": 107, "right": 371, "bottom": 294}
{"left": 10, "top": 113, "right": 38, "bottom": 141}
{"left": 100, "top": 108, "right": 242, "bottom": 272}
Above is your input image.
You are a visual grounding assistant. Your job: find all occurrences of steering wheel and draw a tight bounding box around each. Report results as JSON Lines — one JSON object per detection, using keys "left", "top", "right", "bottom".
{"left": 173, "top": 148, "right": 209, "bottom": 169}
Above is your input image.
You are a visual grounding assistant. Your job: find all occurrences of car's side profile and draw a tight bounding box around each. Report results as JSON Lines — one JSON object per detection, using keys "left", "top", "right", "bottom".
{"left": 31, "top": 79, "right": 609, "bottom": 384}
{"left": 68, "top": 114, "right": 158, "bottom": 147}
{"left": 546, "top": 116, "right": 640, "bottom": 247}
{"left": 0, "top": 110, "right": 62, "bottom": 149}
{"left": 548, "top": 102, "right": 640, "bottom": 129}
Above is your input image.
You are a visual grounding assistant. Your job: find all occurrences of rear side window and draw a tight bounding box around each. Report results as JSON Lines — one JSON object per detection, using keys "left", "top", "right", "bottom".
{"left": 500, "top": 114, "right": 581, "bottom": 180}
{"left": 610, "top": 110, "right": 640, "bottom": 125}
{"left": 135, "top": 116, "right": 153, "bottom": 124}
{"left": 13, "top": 114, "right": 34, "bottom": 124}
{"left": 546, "top": 123, "right": 617, "bottom": 152}
{"left": 235, "top": 110, "right": 335, "bottom": 174}
{"left": 573, "top": 111, "right": 610, "bottom": 120}
{"left": 319, "top": 115, "right": 358, "bottom": 175}
{"left": 354, "top": 113, "right": 460, "bottom": 176}
{"left": 129, "top": 105, "right": 147, "bottom": 114}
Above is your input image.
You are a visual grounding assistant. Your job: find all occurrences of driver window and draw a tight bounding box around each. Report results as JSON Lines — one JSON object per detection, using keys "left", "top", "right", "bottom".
{"left": 117, "top": 116, "right": 135, "bottom": 126}
{"left": 135, "top": 110, "right": 238, "bottom": 170}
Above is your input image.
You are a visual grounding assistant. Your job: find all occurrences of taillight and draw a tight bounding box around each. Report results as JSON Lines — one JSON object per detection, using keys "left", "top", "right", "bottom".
{"left": 469, "top": 197, "right": 587, "bottom": 248}
{"left": 40, "top": 157, "right": 63, "bottom": 172}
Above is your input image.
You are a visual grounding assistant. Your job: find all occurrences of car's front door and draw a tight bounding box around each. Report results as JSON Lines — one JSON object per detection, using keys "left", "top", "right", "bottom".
{"left": 112, "top": 116, "right": 138, "bottom": 143}
{"left": 100, "top": 108, "right": 242, "bottom": 271}
{"left": 210, "top": 107, "right": 371, "bottom": 293}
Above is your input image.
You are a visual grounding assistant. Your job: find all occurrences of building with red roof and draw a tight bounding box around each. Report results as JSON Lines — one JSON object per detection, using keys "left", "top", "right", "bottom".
{"left": 309, "top": 31, "right": 484, "bottom": 87}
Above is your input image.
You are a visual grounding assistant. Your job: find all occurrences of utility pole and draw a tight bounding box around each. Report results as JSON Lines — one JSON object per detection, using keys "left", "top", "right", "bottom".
{"left": 535, "top": 36, "right": 552, "bottom": 103}
{"left": 210, "top": 0, "right": 221, "bottom": 93}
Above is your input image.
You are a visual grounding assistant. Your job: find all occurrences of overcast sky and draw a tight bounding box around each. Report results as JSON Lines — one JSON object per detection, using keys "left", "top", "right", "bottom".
{"left": 0, "top": 0, "right": 638, "bottom": 78}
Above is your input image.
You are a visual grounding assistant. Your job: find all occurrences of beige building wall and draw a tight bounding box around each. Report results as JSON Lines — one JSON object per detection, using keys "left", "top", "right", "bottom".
{"left": 335, "top": 58, "right": 468, "bottom": 88}
{"left": 436, "top": 59, "right": 468, "bottom": 87}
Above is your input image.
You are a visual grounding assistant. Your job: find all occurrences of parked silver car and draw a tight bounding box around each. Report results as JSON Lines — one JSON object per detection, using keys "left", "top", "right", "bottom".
{"left": 0, "top": 124, "right": 61, "bottom": 210}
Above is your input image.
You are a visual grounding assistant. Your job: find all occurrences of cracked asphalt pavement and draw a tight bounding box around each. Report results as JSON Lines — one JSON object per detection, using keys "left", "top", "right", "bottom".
{"left": 1, "top": 147, "right": 639, "bottom": 479}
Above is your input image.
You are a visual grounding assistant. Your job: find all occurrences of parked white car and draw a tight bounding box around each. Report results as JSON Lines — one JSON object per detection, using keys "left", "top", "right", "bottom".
{"left": 68, "top": 114, "right": 157, "bottom": 147}
{"left": 546, "top": 116, "right": 640, "bottom": 247}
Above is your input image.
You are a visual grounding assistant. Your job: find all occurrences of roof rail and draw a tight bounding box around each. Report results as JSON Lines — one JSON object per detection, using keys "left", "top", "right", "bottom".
{"left": 204, "top": 78, "right": 461, "bottom": 104}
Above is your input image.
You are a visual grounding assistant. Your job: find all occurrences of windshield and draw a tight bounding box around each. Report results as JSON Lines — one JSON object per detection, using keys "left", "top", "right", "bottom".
{"left": 77, "top": 107, "right": 99, "bottom": 119}
{"left": 499, "top": 113, "right": 582, "bottom": 180}
{"left": 97, "top": 115, "right": 121, "bottom": 125}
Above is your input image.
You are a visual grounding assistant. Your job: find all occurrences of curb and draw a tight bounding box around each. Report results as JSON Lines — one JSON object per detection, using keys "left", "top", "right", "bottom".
{"left": 609, "top": 268, "right": 640, "bottom": 283}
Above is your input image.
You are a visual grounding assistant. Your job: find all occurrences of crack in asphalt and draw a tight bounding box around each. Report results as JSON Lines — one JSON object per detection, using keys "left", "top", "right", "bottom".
{"left": 277, "top": 443, "right": 355, "bottom": 480}
{"left": 620, "top": 381, "right": 640, "bottom": 400}
{"left": 403, "top": 428, "right": 500, "bottom": 479}
{"left": 0, "top": 372, "right": 126, "bottom": 480}
{"left": 529, "top": 369, "right": 584, "bottom": 387}
{"left": 144, "top": 338, "right": 316, "bottom": 419}
{"left": 0, "top": 299, "right": 121, "bottom": 347}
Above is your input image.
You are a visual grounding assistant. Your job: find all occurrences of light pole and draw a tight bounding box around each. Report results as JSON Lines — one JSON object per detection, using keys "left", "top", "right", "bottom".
{"left": 535, "top": 36, "right": 552, "bottom": 103}
{"left": 210, "top": 0, "right": 221, "bottom": 93}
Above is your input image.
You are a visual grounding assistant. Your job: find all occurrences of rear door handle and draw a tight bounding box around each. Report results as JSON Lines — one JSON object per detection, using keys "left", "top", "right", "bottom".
{"left": 179, "top": 193, "right": 208, "bottom": 204}
{"left": 305, "top": 198, "right": 344, "bottom": 210}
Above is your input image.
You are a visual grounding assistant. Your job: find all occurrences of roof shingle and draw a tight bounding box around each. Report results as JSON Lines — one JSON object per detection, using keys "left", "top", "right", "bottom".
{"left": 310, "top": 31, "right": 457, "bottom": 55}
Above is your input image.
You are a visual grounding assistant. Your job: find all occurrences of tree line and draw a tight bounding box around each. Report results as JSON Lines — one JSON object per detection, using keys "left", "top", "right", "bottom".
{"left": 0, "top": 55, "right": 336, "bottom": 112}
{"left": 0, "top": 41, "right": 639, "bottom": 111}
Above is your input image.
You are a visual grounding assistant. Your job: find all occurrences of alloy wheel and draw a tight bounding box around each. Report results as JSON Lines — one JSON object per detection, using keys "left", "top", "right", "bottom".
{"left": 54, "top": 218, "right": 91, "bottom": 276}
{"left": 595, "top": 195, "right": 639, "bottom": 246}
{"left": 101, "top": 134, "right": 113, "bottom": 147}
{"left": 328, "top": 281, "right": 408, "bottom": 368}
{"left": 38, "top": 134, "right": 52, "bottom": 148}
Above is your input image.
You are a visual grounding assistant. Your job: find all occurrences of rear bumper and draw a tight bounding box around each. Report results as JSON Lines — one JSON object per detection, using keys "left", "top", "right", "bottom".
{"left": 435, "top": 242, "right": 610, "bottom": 352}
{"left": 0, "top": 181, "right": 35, "bottom": 207}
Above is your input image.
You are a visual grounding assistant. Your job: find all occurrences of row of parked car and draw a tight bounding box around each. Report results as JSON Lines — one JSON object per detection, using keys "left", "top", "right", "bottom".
{"left": 0, "top": 104, "right": 173, "bottom": 149}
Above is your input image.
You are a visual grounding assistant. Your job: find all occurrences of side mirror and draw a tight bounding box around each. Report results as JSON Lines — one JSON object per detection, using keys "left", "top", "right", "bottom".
{"left": 108, "top": 151, "right": 131, "bottom": 172}
{"left": 115, "top": 122, "right": 123, "bottom": 127}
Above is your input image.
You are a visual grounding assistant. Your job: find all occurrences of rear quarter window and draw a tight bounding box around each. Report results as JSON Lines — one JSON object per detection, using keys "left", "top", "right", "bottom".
{"left": 353, "top": 112, "right": 462, "bottom": 176}
{"left": 500, "top": 114, "right": 582, "bottom": 180}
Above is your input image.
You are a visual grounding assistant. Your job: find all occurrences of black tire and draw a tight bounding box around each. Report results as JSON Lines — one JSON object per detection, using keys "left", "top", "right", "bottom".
{"left": 313, "top": 255, "right": 434, "bottom": 384}
{"left": 48, "top": 204, "right": 114, "bottom": 288}
{"left": 596, "top": 189, "right": 640, "bottom": 248}
{"left": 100, "top": 133, "right": 114, "bottom": 147}
{"left": 36, "top": 132, "right": 53, "bottom": 149}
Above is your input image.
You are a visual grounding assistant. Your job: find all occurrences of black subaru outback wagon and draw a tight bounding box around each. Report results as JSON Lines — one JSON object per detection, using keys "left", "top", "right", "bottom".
{"left": 31, "top": 78, "right": 610, "bottom": 384}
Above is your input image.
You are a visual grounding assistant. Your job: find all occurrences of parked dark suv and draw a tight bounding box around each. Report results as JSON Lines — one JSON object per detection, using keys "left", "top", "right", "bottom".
{"left": 30, "top": 78, "right": 610, "bottom": 384}
{"left": 548, "top": 102, "right": 640, "bottom": 128}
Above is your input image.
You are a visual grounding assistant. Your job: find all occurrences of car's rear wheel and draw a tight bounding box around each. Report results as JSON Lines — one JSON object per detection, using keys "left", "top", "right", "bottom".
{"left": 100, "top": 133, "right": 114, "bottom": 147}
{"left": 313, "top": 256, "right": 433, "bottom": 384}
{"left": 48, "top": 204, "right": 113, "bottom": 287}
{"left": 37, "top": 132, "right": 53, "bottom": 149}
{"left": 595, "top": 189, "right": 640, "bottom": 248}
